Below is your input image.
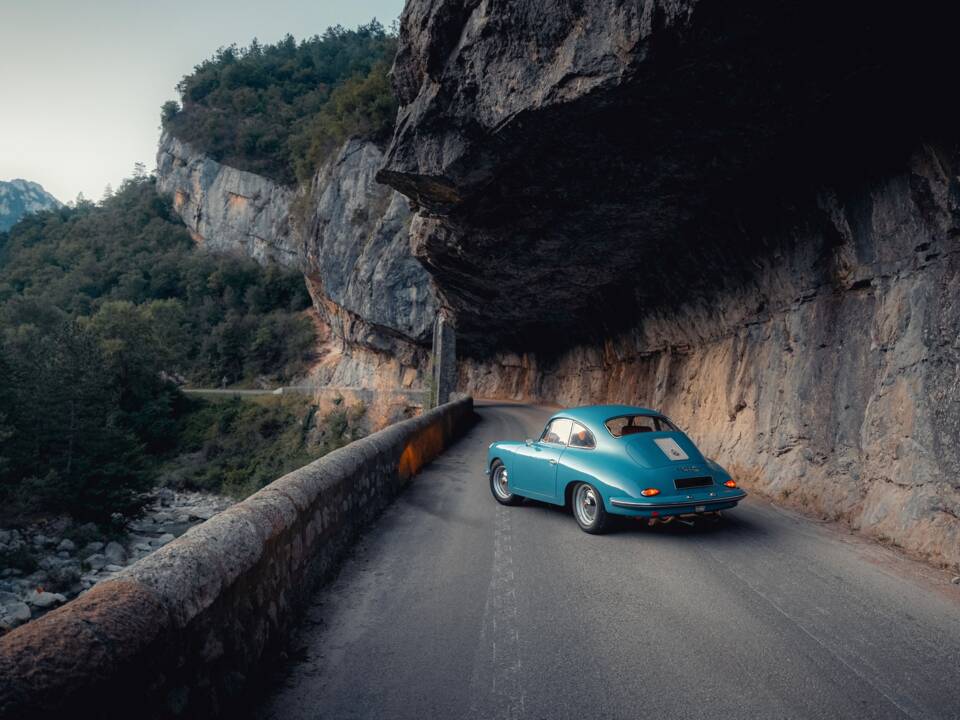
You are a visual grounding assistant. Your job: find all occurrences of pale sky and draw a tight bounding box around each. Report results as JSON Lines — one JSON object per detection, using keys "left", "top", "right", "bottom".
{"left": 0, "top": 0, "right": 404, "bottom": 203}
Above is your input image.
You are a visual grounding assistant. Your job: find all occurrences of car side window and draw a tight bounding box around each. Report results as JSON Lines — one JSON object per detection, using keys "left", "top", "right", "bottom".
{"left": 568, "top": 422, "right": 595, "bottom": 449}
{"left": 540, "top": 418, "right": 573, "bottom": 445}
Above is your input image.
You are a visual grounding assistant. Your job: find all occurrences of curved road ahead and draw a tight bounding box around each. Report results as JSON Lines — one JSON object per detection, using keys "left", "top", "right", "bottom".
{"left": 256, "top": 403, "right": 960, "bottom": 720}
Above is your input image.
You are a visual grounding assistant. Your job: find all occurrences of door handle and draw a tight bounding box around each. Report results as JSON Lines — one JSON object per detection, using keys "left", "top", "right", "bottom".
{"left": 548, "top": 459, "right": 558, "bottom": 465}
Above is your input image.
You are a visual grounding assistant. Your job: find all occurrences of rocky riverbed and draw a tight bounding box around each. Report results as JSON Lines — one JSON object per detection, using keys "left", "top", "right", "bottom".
{"left": 0, "top": 490, "right": 233, "bottom": 634}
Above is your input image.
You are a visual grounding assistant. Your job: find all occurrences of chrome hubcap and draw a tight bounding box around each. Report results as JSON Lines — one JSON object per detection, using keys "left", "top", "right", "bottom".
{"left": 574, "top": 484, "right": 598, "bottom": 526}
{"left": 493, "top": 466, "right": 511, "bottom": 499}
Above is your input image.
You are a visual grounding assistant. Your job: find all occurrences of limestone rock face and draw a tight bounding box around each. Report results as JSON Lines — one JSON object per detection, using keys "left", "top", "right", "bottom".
{"left": 303, "top": 138, "right": 437, "bottom": 349}
{"left": 156, "top": 132, "right": 299, "bottom": 267}
{"left": 380, "top": 0, "right": 960, "bottom": 567}
{"left": 156, "top": 133, "right": 438, "bottom": 380}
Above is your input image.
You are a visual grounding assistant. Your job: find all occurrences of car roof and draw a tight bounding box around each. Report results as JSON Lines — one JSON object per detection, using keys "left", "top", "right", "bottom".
{"left": 549, "top": 404, "right": 661, "bottom": 428}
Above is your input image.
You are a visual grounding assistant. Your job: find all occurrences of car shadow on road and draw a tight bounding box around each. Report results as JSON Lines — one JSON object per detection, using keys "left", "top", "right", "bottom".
{"left": 518, "top": 498, "right": 771, "bottom": 540}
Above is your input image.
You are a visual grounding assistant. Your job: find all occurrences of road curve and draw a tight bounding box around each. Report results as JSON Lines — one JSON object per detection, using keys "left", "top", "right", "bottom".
{"left": 254, "top": 402, "right": 960, "bottom": 720}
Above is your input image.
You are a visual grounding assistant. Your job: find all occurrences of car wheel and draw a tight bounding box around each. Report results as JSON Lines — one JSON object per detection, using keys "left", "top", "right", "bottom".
{"left": 572, "top": 482, "right": 611, "bottom": 534}
{"left": 490, "top": 460, "right": 522, "bottom": 506}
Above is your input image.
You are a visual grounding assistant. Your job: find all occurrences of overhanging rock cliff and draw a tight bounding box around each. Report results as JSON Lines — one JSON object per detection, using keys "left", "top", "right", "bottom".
{"left": 378, "top": 0, "right": 960, "bottom": 567}
{"left": 157, "top": 132, "right": 439, "bottom": 394}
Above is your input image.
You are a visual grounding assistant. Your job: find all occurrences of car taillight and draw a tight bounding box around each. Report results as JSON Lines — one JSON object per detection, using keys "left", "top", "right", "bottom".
{"left": 640, "top": 488, "right": 660, "bottom": 497}
{"left": 724, "top": 480, "right": 737, "bottom": 488}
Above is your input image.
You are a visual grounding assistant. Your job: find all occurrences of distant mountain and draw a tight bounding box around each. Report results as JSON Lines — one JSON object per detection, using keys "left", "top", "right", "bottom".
{"left": 0, "top": 179, "right": 61, "bottom": 231}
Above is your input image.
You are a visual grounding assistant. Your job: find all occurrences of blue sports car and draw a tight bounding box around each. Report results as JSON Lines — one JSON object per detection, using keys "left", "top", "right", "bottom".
{"left": 486, "top": 405, "right": 746, "bottom": 533}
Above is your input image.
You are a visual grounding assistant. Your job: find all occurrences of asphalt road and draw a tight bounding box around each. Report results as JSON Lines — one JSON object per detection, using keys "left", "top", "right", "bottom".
{"left": 255, "top": 402, "right": 960, "bottom": 720}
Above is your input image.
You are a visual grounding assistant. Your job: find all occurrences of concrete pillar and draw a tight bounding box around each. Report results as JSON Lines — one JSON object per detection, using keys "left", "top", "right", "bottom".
{"left": 431, "top": 311, "right": 457, "bottom": 407}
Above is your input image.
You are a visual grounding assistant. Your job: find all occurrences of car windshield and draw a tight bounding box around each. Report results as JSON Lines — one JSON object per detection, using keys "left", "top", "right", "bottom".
{"left": 604, "top": 414, "right": 677, "bottom": 437}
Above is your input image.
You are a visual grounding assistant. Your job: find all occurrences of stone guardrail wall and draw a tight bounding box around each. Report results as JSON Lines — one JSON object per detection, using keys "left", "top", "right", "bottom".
{"left": 0, "top": 397, "right": 475, "bottom": 719}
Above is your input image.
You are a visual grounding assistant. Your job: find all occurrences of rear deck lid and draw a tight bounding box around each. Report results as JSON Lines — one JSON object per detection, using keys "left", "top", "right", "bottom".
{"left": 624, "top": 432, "right": 706, "bottom": 468}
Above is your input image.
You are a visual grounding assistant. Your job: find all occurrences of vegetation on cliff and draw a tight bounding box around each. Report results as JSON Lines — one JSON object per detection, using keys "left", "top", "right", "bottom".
{"left": 161, "top": 20, "right": 397, "bottom": 185}
{"left": 0, "top": 176, "right": 317, "bottom": 523}
{"left": 167, "top": 394, "right": 367, "bottom": 500}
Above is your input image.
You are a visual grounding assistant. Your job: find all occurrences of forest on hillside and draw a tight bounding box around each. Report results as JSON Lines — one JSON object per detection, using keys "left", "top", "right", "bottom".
{"left": 161, "top": 20, "right": 398, "bottom": 185}
{"left": 0, "top": 177, "right": 351, "bottom": 527}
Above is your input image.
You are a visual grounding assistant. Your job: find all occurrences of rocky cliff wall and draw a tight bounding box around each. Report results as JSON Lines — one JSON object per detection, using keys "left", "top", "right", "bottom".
{"left": 379, "top": 0, "right": 960, "bottom": 568}
{"left": 156, "top": 132, "right": 300, "bottom": 267}
{"left": 156, "top": 132, "right": 438, "bottom": 395}
{"left": 460, "top": 144, "right": 960, "bottom": 569}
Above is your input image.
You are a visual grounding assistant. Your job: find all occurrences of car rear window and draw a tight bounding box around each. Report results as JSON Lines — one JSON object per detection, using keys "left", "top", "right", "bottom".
{"left": 605, "top": 414, "right": 677, "bottom": 437}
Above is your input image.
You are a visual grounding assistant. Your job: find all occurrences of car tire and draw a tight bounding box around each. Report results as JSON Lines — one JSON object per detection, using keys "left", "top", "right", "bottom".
{"left": 490, "top": 460, "right": 523, "bottom": 506}
{"left": 571, "top": 482, "right": 611, "bottom": 534}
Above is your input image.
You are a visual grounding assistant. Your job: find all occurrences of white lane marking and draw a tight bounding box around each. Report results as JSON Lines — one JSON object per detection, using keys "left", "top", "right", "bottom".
{"left": 470, "top": 504, "right": 525, "bottom": 719}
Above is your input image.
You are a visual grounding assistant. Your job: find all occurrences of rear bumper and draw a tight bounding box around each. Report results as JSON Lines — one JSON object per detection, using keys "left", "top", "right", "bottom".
{"left": 608, "top": 491, "right": 747, "bottom": 517}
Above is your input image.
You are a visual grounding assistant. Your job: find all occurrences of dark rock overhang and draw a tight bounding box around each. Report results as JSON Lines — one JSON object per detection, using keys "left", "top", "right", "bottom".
{"left": 378, "top": 0, "right": 960, "bottom": 356}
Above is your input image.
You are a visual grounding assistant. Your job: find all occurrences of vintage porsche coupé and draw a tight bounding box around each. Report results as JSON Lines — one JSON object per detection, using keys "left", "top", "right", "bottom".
{"left": 486, "top": 405, "right": 746, "bottom": 533}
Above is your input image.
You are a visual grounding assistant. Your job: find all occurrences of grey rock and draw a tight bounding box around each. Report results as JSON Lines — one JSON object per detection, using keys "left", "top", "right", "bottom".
{"left": 48, "top": 561, "right": 82, "bottom": 586}
{"left": 0, "top": 530, "right": 10, "bottom": 544}
{"left": 84, "top": 553, "right": 107, "bottom": 571}
{"left": 104, "top": 541, "right": 127, "bottom": 564}
{"left": 57, "top": 538, "right": 76, "bottom": 552}
{"left": 82, "top": 541, "right": 104, "bottom": 554}
{"left": 25, "top": 589, "right": 66, "bottom": 608}
{"left": 103, "top": 564, "right": 125, "bottom": 573}
{"left": 150, "top": 533, "right": 175, "bottom": 547}
{"left": 303, "top": 138, "right": 437, "bottom": 347}
{"left": 25, "top": 571, "right": 48, "bottom": 585}
{"left": 156, "top": 488, "right": 176, "bottom": 506}
{"left": 156, "top": 132, "right": 298, "bottom": 268}
{"left": 0, "top": 591, "right": 31, "bottom": 630}
{"left": 39, "top": 555, "right": 67, "bottom": 570}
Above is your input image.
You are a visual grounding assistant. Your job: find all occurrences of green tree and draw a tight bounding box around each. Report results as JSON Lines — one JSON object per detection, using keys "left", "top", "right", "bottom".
{"left": 2, "top": 321, "right": 150, "bottom": 522}
{"left": 0, "top": 347, "right": 15, "bottom": 481}
{"left": 160, "top": 100, "right": 180, "bottom": 124}
{"left": 0, "top": 176, "right": 316, "bottom": 522}
{"left": 162, "top": 20, "right": 398, "bottom": 184}
{"left": 290, "top": 60, "right": 398, "bottom": 182}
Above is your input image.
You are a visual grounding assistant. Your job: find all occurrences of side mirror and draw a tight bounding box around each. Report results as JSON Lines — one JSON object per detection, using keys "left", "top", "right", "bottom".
{"left": 525, "top": 438, "right": 534, "bottom": 446}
